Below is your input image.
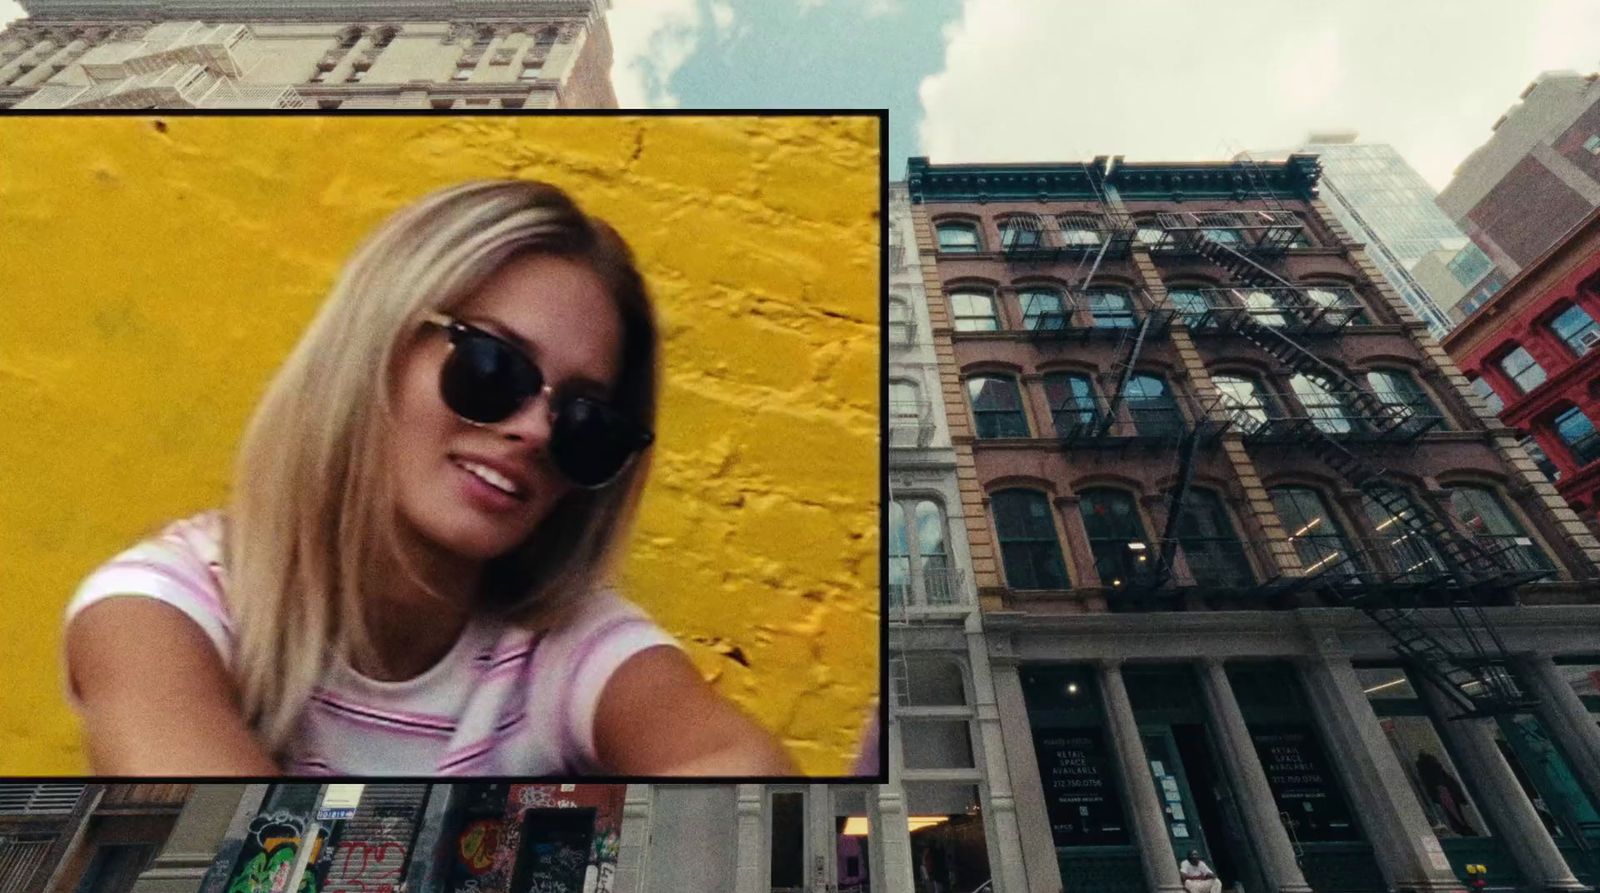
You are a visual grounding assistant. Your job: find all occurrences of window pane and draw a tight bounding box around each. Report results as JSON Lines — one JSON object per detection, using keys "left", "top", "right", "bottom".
{"left": 903, "top": 783, "right": 991, "bottom": 893}
{"left": 1173, "top": 490, "right": 1254, "bottom": 587}
{"left": 1020, "top": 289, "right": 1066, "bottom": 330}
{"left": 901, "top": 720, "right": 975, "bottom": 769}
{"left": 1087, "top": 291, "right": 1136, "bottom": 328}
{"left": 1468, "top": 376, "right": 1504, "bottom": 416}
{"left": 1549, "top": 304, "right": 1600, "bottom": 355}
{"left": 1243, "top": 289, "right": 1289, "bottom": 327}
{"left": 967, "top": 377, "right": 1028, "bottom": 438}
{"left": 1499, "top": 346, "right": 1547, "bottom": 393}
{"left": 1554, "top": 407, "right": 1600, "bottom": 465}
{"left": 992, "top": 489, "right": 1070, "bottom": 590}
{"left": 903, "top": 657, "right": 967, "bottom": 706}
{"left": 1044, "top": 373, "right": 1098, "bottom": 436}
{"left": 1271, "top": 487, "right": 1358, "bottom": 578}
{"left": 1127, "top": 375, "right": 1182, "bottom": 438}
{"left": 890, "top": 502, "right": 908, "bottom": 607}
{"left": 1363, "top": 492, "right": 1447, "bottom": 580}
{"left": 1367, "top": 370, "right": 1445, "bottom": 430}
{"left": 770, "top": 791, "right": 805, "bottom": 890}
{"left": 1169, "top": 288, "right": 1213, "bottom": 328}
{"left": 1079, "top": 489, "right": 1152, "bottom": 588}
{"left": 950, "top": 292, "right": 998, "bottom": 331}
{"left": 937, "top": 224, "right": 979, "bottom": 253}
{"left": 1521, "top": 436, "right": 1561, "bottom": 482}
{"left": 1214, "top": 374, "right": 1272, "bottom": 433}
{"left": 916, "top": 500, "right": 951, "bottom": 601}
{"left": 1291, "top": 374, "right": 1353, "bottom": 434}
{"left": 1447, "top": 486, "right": 1552, "bottom": 572}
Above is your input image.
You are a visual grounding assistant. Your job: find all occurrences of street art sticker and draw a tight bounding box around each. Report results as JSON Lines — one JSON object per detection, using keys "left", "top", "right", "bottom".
{"left": 458, "top": 818, "right": 501, "bottom": 875}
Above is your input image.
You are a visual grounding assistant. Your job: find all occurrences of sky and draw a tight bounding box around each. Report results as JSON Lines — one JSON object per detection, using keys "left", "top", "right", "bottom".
{"left": 5, "top": 0, "right": 1597, "bottom": 189}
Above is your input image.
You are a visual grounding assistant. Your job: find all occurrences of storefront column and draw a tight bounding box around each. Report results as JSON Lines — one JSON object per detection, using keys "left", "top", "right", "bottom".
{"left": 1195, "top": 659, "right": 1313, "bottom": 893}
{"left": 872, "top": 779, "right": 916, "bottom": 893}
{"left": 971, "top": 632, "right": 1028, "bottom": 893}
{"left": 734, "top": 785, "right": 766, "bottom": 893}
{"left": 611, "top": 785, "right": 653, "bottom": 893}
{"left": 1517, "top": 656, "right": 1600, "bottom": 804}
{"left": 1415, "top": 676, "right": 1584, "bottom": 891}
{"left": 402, "top": 784, "right": 458, "bottom": 893}
{"left": 992, "top": 659, "right": 1066, "bottom": 893}
{"left": 1099, "top": 659, "right": 1185, "bottom": 893}
{"left": 1296, "top": 655, "right": 1466, "bottom": 893}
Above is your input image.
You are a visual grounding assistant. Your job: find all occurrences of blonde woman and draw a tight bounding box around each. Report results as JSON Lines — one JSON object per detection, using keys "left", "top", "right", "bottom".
{"left": 64, "top": 180, "right": 795, "bottom": 776}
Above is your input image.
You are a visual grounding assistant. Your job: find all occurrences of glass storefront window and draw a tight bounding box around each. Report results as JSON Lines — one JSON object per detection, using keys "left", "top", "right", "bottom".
{"left": 901, "top": 720, "right": 976, "bottom": 770}
{"left": 1357, "top": 668, "right": 1489, "bottom": 840}
{"left": 1021, "top": 665, "right": 1133, "bottom": 848}
{"left": 903, "top": 784, "right": 991, "bottom": 893}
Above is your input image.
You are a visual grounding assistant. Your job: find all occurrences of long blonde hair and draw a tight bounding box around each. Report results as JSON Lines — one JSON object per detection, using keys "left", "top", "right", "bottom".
{"left": 226, "top": 180, "right": 658, "bottom": 755}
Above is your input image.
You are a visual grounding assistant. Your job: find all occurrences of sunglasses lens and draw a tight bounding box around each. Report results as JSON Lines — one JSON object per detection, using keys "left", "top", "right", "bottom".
{"left": 440, "top": 332, "right": 540, "bottom": 424}
{"left": 551, "top": 398, "right": 644, "bottom": 488}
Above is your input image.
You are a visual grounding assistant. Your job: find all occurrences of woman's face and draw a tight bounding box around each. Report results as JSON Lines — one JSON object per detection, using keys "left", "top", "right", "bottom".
{"left": 390, "top": 253, "right": 625, "bottom": 563}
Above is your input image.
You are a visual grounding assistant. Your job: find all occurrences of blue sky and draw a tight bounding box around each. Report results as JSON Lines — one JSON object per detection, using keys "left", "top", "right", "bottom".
{"left": 4, "top": 0, "right": 1597, "bottom": 188}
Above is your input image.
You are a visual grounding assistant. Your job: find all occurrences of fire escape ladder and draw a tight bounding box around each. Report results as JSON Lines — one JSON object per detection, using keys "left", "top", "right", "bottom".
{"left": 1096, "top": 311, "right": 1154, "bottom": 436}
{"left": 1153, "top": 427, "right": 1203, "bottom": 586}
{"left": 1078, "top": 229, "right": 1113, "bottom": 292}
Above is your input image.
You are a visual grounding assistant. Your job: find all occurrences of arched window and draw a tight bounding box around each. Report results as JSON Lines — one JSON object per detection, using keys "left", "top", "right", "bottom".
{"left": 1270, "top": 486, "right": 1359, "bottom": 578}
{"left": 1135, "top": 221, "right": 1168, "bottom": 249}
{"left": 992, "top": 489, "right": 1070, "bottom": 590}
{"left": 890, "top": 497, "right": 961, "bottom": 607}
{"left": 899, "top": 656, "right": 967, "bottom": 706}
{"left": 967, "top": 376, "right": 1029, "bottom": 438}
{"left": 1291, "top": 374, "right": 1355, "bottom": 434}
{"left": 1057, "top": 215, "right": 1102, "bottom": 246}
{"left": 1213, "top": 373, "right": 1276, "bottom": 435}
{"left": 1044, "top": 373, "right": 1098, "bottom": 437}
{"left": 1549, "top": 303, "right": 1600, "bottom": 356}
{"left": 1019, "top": 288, "right": 1066, "bottom": 331}
{"left": 1553, "top": 405, "right": 1600, "bottom": 466}
{"left": 1242, "top": 289, "right": 1290, "bottom": 327}
{"left": 916, "top": 500, "right": 955, "bottom": 603}
{"left": 937, "top": 221, "right": 980, "bottom": 254}
{"left": 1086, "top": 288, "right": 1136, "bottom": 328}
{"left": 1445, "top": 485, "right": 1553, "bottom": 574}
{"left": 1304, "top": 283, "right": 1366, "bottom": 325}
{"left": 1171, "top": 489, "right": 1254, "bottom": 587}
{"left": 949, "top": 290, "right": 998, "bottom": 331}
{"left": 1367, "top": 369, "right": 1447, "bottom": 431}
{"left": 1169, "top": 287, "right": 1216, "bottom": 329}
{"left": 1078, "top": 488, "right": 1152, "bottom": 589}
{"left": 1362, "top": 489, "right": 1447, "bottom": 580}
{"left": 1126, "top": 374, "right": 1182, "bottom": 438}
{"left": 1199, "top": 213, "right": 1243, "bottom": 245}
{"left": 888, "top": 501, "right": 908, "bottom": 608}
{"left": 999, "top": 215, "right": 1043, "bottom": 250}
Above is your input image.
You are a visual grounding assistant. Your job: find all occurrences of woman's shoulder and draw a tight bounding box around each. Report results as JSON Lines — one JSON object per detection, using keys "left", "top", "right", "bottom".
{"left": 66, "top": 509, "right": 233, "bottom": 658}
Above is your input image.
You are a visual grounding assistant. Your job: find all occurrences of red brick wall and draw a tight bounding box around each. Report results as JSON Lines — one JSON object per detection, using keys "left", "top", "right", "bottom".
{"left": 1467, "top": 155, "right": 1592, "bottom": 269}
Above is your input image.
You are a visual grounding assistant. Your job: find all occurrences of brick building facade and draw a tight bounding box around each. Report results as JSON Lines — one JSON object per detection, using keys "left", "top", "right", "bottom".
{"left": 908, "top": 153, "right": 1600, "bottom": 893}
{"left": 0, "top": 0, "right": 617, "bottom": 110}
{"left": 1443, "top": 206, "right": 1600, "bottom": 530}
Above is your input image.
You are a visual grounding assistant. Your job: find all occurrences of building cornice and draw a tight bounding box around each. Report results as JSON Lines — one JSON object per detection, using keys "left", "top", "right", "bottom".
{"left": 906, "top": 156, "right": 1110, "bottom": 204}
{"left": 17, "top": 0, "right": 600, "bottom": 21}
{"left": 1108, "top": 153, "right": 1322, "bottom": 202}
{"left": 1442, "top": 204, "right": 1600, "bottom": 357}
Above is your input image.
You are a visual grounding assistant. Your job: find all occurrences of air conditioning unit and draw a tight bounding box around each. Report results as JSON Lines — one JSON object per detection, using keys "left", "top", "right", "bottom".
{"left": 1578, "top": 328, "right": 1600, "bottom": 353}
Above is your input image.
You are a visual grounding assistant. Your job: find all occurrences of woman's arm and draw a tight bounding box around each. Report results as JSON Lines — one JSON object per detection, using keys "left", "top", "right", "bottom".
{"left": 65, "top": 598, "right": 280, "bottom": 775}
{"left": 593, "top": 646, "right": 796, "bottom": 775}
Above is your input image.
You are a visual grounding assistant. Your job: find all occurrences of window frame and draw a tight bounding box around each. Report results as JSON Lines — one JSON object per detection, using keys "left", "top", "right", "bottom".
{"left": 966, "top": 374, "right": 1030, "bottom": 439}
{"left": 1019, "top": 287, "right": 1067, "bottom": 331}
{"left": 991, "top": 488, "right": 1071, "bottom": 590}
{"left": 1553, "top": 405, "right": 1600, "bottom": 466}
{"left": 949, "top": 289, "right": 999, "bottom": 332}
{"left": 1043, "top": 371, "right": 1099, "bottom": 437}
{"left": 1498, "top": 345, "right": 1547, "bottom": 394}
{"left": 1077, "top": 487, "right": 1154, "bottom": 589}
{"left": 1548, "top": 303, "right": 1600, "bottom": 357}
{"left": 936, "top": 221, "right": 981, "bottom": 254}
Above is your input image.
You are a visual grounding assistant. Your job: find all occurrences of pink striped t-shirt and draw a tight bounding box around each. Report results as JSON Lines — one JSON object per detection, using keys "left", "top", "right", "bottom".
{"left": 65, "top": 511, "right": 681, "bottom": 775}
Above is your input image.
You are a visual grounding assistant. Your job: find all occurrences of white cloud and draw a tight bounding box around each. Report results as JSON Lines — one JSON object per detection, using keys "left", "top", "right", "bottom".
{"left": 710, "top": 0, "right": 737, "bottom": 43}
{"left": 608, "top": 0, "right": 705, "bottom": 108}
{"left": 917, "top": 0, "right": 1600, "bottom": 191}
{"left": 797, "top": 0, "right": 904, "bottom": 17}
{"left": 0, "top": 0, "right": 26, "bottom": 30}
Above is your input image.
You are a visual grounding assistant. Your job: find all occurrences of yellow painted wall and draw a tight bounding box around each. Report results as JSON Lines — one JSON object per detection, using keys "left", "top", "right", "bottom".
{"left": 0, "top": 116, "right": 881, "bottom": 775}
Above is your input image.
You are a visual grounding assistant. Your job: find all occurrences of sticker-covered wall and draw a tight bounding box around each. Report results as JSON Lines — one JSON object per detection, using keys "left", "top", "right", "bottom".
{"left": 0, "top": 116, "right": 881, "bottom": 774}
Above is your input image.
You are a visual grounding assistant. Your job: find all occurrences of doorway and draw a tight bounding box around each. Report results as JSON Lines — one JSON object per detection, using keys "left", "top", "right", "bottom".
{"left": 509, "top": 807, "right": 597, "bottom": 893}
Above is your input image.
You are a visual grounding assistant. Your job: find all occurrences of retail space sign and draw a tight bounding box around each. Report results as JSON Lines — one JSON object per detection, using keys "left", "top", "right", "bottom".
{"left": 1032, "top": 727, "right": 1130, "bottom": 846}
{"left": 1249, "top": 724, "right": 1361, "bottom": 842}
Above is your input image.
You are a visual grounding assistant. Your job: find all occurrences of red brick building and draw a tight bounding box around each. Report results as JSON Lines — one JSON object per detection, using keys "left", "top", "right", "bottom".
{"left": 1443, "top": 206, "right": 1600, "bottom": 528}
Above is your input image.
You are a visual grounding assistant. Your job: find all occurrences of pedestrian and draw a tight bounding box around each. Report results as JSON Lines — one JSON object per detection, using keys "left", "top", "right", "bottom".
{"left": 1180, "top": 850, "right": 1222, "bottom": 893}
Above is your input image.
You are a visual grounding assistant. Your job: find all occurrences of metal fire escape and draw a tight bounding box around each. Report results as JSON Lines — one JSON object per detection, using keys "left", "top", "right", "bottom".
{"left": 1153, "top": 155, "right": 1538, "bottom": 716}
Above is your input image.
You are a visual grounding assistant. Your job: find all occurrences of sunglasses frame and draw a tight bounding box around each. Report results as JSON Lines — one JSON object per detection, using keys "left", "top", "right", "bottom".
{"left": 422, "top": 311, "right": 654, "bottom": 489}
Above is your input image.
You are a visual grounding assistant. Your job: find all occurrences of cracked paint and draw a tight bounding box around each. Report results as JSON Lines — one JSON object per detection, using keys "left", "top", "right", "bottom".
{"left": 0, "top": 115, "right": 881, "bottom": 775}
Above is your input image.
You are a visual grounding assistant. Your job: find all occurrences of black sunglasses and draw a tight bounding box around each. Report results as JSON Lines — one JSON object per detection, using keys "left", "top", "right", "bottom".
{"left": 423, "top": 312, "right": 653, "bottom": 489}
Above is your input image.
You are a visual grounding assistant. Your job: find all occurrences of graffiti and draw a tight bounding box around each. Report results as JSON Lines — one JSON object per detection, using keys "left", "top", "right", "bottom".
{"left": 590, "top": 829, "right": 618, "bottom": 864}
{"left": 228, "top": 813, "right": 330, "bottom": 893}
{"left": 595, "top": 861, "right": 615, "bottom": 893}
{"left": 457, "top": 818, "right": 500, "bottom": 874}
{"left": 516, "top": 787, "right": 560, "bottom": 809}
{"left": 325, "top": 835, "right": 408, "bottom": 892}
